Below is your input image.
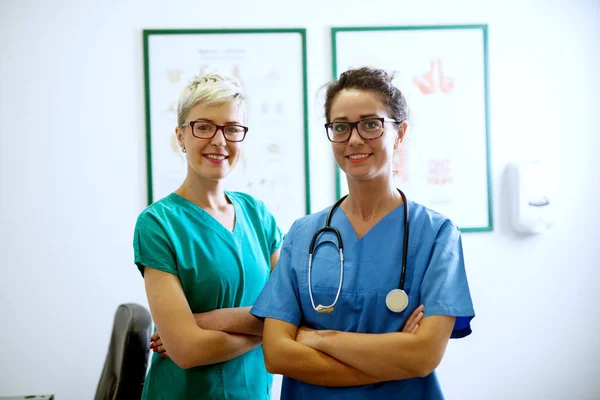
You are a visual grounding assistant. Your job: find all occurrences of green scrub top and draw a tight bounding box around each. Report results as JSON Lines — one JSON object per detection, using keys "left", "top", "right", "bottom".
{"left": 133, "top": 191, "right": 283, "bottom": 400}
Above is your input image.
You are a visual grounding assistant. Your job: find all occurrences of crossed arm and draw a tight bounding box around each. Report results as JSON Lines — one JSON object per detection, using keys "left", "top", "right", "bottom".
{"left": 146, "top": 245, "right": 447, "bottom": 384}
{"left": 262, "top": 311, "right": 454, "bottom": 387}
{"left": 143, "top": 266, "right": 261, "bottom": 369}
{"left": 143, "top": 250, "right": 280, "bottom": 369}
{"left": 150, "top": 287, "right": 430, "bottom": 384}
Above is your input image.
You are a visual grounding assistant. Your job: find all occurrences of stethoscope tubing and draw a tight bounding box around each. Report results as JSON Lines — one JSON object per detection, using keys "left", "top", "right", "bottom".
{"left": 307, "top": 189, "right": 409, "bottom": 313}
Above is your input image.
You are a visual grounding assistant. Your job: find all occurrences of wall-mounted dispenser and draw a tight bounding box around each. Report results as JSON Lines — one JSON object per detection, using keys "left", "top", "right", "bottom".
{"left": 507, "top": 160, "right": 556, "bottom": 234}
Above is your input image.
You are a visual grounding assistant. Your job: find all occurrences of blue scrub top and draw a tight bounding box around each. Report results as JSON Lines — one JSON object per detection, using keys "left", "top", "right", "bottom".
{"left": 251, "top": 201, "right": 475, "bottom": 400}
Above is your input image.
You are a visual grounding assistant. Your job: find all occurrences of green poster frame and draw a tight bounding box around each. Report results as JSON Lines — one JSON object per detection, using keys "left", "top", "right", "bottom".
{"left": 143, "top": 29, "right": 311, "bottom": 220}
{"left": 331, "top": 25, "right": 492, "bottom": 232}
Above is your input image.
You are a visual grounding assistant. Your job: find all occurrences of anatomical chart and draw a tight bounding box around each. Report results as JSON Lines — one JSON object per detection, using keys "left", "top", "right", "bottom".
{"left": 144, "top": 30, "right": 309, "bottom": 232}
{"left": 333, "top": 26, "right": 492, "bottom": 231}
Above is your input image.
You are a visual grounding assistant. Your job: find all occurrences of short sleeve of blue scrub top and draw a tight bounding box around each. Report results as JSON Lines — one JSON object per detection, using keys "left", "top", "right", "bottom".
{"left": 420, "top": 219, "right": 474, "bottom": 338}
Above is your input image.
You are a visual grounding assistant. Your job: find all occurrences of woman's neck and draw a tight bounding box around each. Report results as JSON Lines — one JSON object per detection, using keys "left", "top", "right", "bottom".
{"left": 175, "top": 174, "right": 230, "bottom": 211}
{"left": 343, "top": 175, "right": 402, "bottom": 221}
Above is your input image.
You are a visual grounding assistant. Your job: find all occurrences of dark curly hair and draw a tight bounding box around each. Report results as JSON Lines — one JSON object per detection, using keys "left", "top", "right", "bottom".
{"left": 324, "top": 67, "right": 409, "bottom": 126}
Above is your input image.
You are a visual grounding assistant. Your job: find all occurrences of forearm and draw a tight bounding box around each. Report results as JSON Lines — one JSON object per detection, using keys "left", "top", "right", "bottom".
{"left": 172, "top": 329, "right": 261, "bottom": 369}
{"left": 194, "top": 307, "right": 263, "bottom": 336}
{"left": 312, "top": 331, "right": 429, "bottom": 380}
{"left": 265, "top": 337, "right": 383, "bottom": 387}
{"left": 143, "top": 267, "right": 262, "bottom": 369}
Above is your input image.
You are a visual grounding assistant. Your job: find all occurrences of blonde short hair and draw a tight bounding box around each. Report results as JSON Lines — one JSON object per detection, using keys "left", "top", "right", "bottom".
{"left": 176, "top": 72, "right": 246, "bottom": 127}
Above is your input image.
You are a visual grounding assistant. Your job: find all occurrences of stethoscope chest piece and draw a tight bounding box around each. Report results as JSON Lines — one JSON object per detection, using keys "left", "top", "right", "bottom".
{"left": 386, "top": 289, "right": 409, "bottom": 313}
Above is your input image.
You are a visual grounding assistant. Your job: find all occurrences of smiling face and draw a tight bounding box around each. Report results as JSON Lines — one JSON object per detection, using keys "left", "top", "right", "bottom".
{"left": 176, "top": 101, "right": 245, "bottom": 183}
{"left": 329, "top": 89, "right": 405, "bottom": 183}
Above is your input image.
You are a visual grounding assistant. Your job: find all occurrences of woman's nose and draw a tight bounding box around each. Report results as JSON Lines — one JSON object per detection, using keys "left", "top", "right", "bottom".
{"left": 211, "top": 128, "right": 227, "bottom": 146}
{"left": 348, "top": 126, "right": 364, "bottom": 146}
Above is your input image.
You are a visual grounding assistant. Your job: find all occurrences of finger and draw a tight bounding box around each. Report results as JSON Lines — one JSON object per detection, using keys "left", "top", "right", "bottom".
{"left": 406, "top": 318, "right": 419, "bottom": 333}
{"left": 409, "top": 306, "right": 425, "bottom": 326}
{"left": 160, "top": 352, "right": 169, "bottom": 359}
{"left": 414, "top": 311, "right": 424, "bottom": 326}
{"left": 410, "top": 312, "right": 424, "bottom": 333}
{"left": 151, "top": 332, "right": 160, "bottom": 342}
{"left": 405, "top": 314, "right": 416, "bottom": 329}
{"left": 405, "top": 304, "right": 424, "bottom": 326}
{"left": 151, "top": 344, "right": 165, "bottom": 353}
{"left": 402, "top": 307, "right": 422, "bottom": 331}
{"left": 413, "top": 304, "right": 425, "bottom": 318}
{"left": 403, "top": 307, "right": 425, "bottom": 333}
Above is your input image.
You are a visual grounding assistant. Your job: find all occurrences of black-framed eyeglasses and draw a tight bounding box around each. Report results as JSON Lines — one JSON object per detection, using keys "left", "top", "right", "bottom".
{"left": 182, "top": 120, "right": 248, "bottom": 142}
{"left": 324, "top": 117, "right": 401, "bottom": 143}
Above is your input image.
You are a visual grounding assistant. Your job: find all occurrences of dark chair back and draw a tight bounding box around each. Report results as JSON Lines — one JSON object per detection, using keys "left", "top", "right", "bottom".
{"left": 95, "top": 303, "right": 152, "bottom": 400}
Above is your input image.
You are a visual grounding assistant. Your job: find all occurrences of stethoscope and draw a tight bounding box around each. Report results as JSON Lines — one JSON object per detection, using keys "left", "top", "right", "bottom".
{"left": 307, "top": 189, "right": 410, "bottom": 314}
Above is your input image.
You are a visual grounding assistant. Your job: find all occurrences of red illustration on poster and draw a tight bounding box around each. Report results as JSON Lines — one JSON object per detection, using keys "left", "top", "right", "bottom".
{"left": 427, "top": 159, "right": 453, "bottom": 185}
{"left": 413, "top": 59, "right": 454, "bottom": 94}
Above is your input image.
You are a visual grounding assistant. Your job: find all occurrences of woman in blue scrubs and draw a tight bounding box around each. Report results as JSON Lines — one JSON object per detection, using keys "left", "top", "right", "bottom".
{"left": 251, "top": 67, "right": 475, "bottom": 399}
{"left": 133, "top": 73, "right": 282, "bottom": 399}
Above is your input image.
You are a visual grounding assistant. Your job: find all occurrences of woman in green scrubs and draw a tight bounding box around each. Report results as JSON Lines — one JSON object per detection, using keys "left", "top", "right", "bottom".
{"left": 133, "top": 73, "right": 282, "bottom": 399}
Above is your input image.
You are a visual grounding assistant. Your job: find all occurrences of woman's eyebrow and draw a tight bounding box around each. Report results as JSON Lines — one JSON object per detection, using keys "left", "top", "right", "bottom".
{"left": 192, "top": 118, "right": 242, "bottom": 124}
{"left": 331, "top": 113, "right": 380, "bottom": 122}
{"left": 359, "top": 113, "right": 380, "bottom": 119}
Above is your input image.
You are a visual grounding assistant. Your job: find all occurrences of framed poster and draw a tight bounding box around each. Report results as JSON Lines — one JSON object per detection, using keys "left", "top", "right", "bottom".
{"left": 331, "top": 25, "right": 492, "bottom": 232}
{"left": 143, "top": 29, "right": 310, "bottom": 233}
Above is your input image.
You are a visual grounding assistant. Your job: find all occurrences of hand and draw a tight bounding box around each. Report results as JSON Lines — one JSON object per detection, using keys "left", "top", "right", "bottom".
{"left": 149, "top": 331, "right": 169, "bottom": 359}
{"left": 401, "top": 304, "right": 424, "bottom": 334}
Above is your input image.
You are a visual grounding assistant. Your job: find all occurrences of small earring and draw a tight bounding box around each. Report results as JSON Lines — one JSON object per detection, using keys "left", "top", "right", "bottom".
{"left": 182, "top": 147, "right": 186, "bottom": 153}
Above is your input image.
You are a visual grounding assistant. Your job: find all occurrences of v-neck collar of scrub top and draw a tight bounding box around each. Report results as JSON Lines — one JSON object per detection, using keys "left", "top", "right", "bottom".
{"left": 334, "top": 202, "right": 409, "bottom": 260}
{"left": 167, "top": 191, "right": 243, "bottom": 247}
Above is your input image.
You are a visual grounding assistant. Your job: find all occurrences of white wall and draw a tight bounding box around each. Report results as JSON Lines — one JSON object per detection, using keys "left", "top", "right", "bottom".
{"left": 1, "top": 0, "right": 598, "bottom": 399}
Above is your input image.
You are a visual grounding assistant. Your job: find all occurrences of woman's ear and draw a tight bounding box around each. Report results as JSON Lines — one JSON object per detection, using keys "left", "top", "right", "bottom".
{"left": 394, "top": 121, "right": 408, "bottom": 150}
{"left": 176, "top": 127, "right": 185, "bottom": 151}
